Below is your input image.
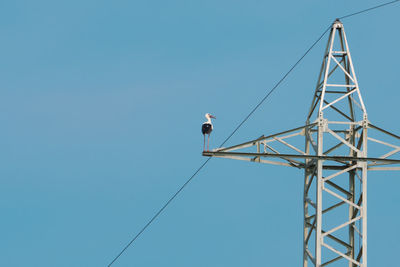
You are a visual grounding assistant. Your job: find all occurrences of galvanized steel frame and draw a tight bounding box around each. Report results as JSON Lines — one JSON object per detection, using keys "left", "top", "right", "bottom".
{"left": 203, "top": 20, "right": 400, "bottom": 267}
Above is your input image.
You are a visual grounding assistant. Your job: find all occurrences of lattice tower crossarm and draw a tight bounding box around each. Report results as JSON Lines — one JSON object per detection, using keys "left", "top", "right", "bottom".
{"left": 203, "top": 20, "right": 400, "bottom": 267}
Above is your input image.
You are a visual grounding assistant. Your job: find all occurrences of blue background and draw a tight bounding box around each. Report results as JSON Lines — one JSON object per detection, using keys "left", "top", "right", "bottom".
{"left": 1, "top": 1, "right": 399, "bottom": 266}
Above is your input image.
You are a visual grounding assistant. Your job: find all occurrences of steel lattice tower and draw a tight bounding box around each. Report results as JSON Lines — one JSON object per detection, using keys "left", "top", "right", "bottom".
{"left": 203, "top": 20, "right": 400, "bottom": 267}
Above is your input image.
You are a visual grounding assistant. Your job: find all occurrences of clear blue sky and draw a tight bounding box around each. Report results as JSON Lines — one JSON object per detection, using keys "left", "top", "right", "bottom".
{"left": 1, "top": 1, "right": 399, "bottom": 266}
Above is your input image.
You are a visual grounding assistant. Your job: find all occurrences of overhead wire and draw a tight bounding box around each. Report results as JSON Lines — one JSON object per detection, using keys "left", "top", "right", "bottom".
{"left": 107, "top": 25, "right": 330, "bottom": 267}
{"left": 107, "top": 1, "right": 400, "bottom": 265}
{"left": 108, "top": 26, "right": 330, "bottom": 267}
{"left": 108, "top": 26, "right": 330, "bottom": 266}
{"left": 339, "top": 0, "right": 400, "bottom": 20}
{"left": 107, "top": 158, "right": 211, "bottom": 267}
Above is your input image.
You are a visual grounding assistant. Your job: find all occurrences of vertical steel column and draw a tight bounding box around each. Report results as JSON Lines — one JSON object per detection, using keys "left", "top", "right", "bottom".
{"left": 362, "top": 116, "right": 368, "bottom": 267}
{"left": 316, "top": 113, "right": 324, "bottom": 266}
{"left": 303, "top": 137, "right": 310, "bottom": 267}
{"left": 349, "top": 127, "right": 356, "bottom": 267}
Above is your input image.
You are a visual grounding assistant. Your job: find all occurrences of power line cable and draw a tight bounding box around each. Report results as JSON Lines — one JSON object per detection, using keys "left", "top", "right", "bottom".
{"left": 339, "top": 0, "right": 400, "bottom": 20}
{"left": 107, "top": 1, "right": 400, "bottom": 265}
{"left": 107, "top": 25, "right": 330, "bottom": 267}
{"left": 107, "top": 158, "right": 211, "bottom": 267}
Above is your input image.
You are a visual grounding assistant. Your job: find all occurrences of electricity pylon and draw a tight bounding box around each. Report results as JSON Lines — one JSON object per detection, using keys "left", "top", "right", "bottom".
{"left": 203, "top": 20, "right": 400, "bottom": 267}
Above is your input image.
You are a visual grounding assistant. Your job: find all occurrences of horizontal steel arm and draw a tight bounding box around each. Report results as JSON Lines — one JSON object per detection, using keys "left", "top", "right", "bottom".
{"left": 215, "top": 123, "right": 317, "bottom": 152}
{"left": 203, "top": 151, "right": 400, "bottom": 166}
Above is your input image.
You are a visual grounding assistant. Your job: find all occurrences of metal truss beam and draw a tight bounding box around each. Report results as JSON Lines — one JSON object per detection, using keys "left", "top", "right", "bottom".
{"left": 203, "top": 151, "right": 400, "bottom": 166}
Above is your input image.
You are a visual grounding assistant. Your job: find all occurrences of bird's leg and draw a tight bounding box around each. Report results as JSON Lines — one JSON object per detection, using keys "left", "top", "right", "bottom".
{"left": 207, "top": 134, "right": 210, "bottom": 151}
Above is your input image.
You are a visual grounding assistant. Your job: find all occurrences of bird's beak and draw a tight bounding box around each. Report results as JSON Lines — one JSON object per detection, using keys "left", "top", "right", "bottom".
{"left": 210, "top": 115, "right": 216, "bottom": 119}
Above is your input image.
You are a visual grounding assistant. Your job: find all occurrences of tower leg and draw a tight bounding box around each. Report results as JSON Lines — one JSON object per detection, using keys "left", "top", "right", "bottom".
{"left": 303, "top": 135, "right": 311, "bottom": 267}
{"left": 362, "top": 119, "right": 368, "bottom": 267}
{"left": 315, "top": 118, "right": 324, "bottom": 267}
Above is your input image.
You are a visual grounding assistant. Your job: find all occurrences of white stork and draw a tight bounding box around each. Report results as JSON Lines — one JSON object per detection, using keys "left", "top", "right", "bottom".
{"left": 202, "top": 113, "right": 216, "bottom": 151}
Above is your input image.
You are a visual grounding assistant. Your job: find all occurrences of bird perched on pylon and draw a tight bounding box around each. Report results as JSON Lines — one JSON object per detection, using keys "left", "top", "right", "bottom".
{"left": 202, "top": 113, "right": 216, "bottom": 151}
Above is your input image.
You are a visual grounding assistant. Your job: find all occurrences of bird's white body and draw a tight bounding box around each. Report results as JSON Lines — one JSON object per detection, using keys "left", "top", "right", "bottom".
{"left": 203, "top": 114, "right": 214, "bottom": 130}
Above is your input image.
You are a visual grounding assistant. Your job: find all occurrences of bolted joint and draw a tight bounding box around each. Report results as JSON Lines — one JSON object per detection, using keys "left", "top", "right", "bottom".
{"left": 318, "top": 112, "right": 324, "bottom": 124}
{"left": 318, "top": 118, "right": 329, "bottom": 132}
{"left": 363, "top": 114, "right": 369, "bottom": 128}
